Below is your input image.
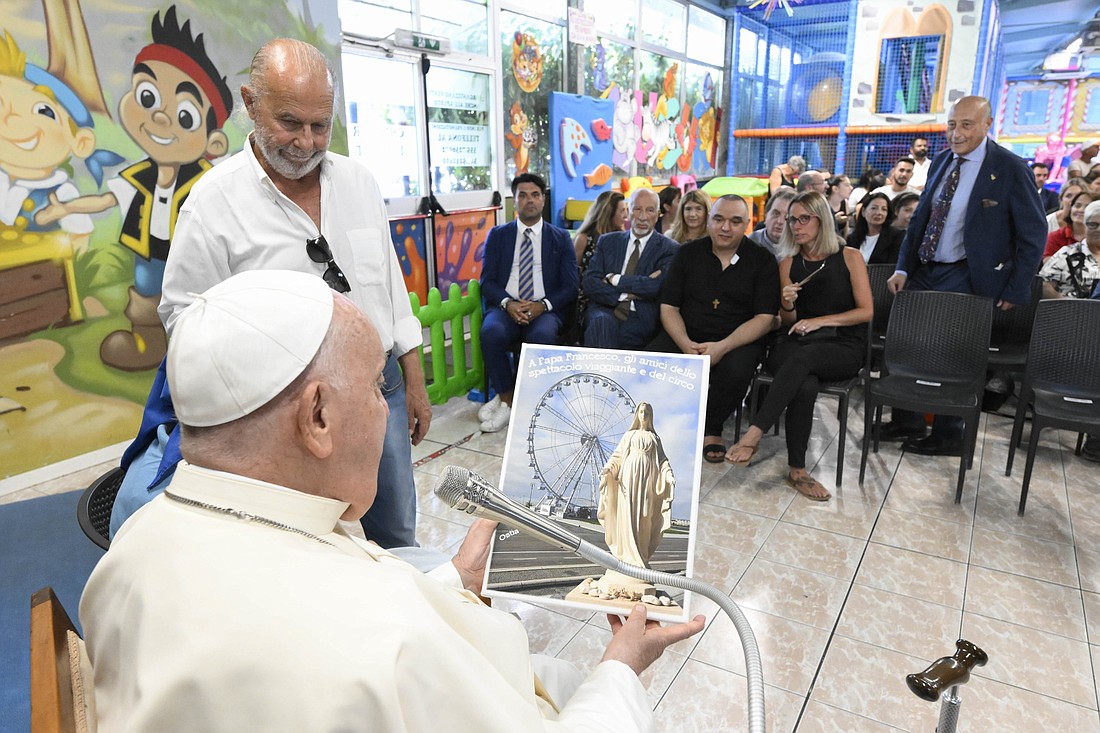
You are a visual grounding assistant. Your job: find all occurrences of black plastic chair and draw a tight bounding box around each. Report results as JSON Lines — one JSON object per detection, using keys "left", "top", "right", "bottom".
{"left": 866, "top": 264, "right": 896, "bottom": 364}
{"left": 859, "top": 291, "right": 993, "bottom": 502}
{"left": 77, "top": 467, "right": 125, "bottom": 550}
{"left": 987, "top": 276, "right": 1043, "bottom": 373}
{"left": 1006, "top": 299, "right": 1100, "bottom": 514}
{"left": 747, "top": 320, "right": 872, "bottom": 487}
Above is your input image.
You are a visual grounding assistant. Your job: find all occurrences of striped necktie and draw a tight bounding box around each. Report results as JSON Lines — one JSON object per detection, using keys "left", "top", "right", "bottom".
{"left": 518, "top": 227, "right": 534, "bottom": 300}
{"left": 918, "top": 158, "right": 964, "bottom": 264}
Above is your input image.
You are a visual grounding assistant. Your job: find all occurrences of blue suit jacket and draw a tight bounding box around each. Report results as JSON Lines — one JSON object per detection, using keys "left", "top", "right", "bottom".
{"left": 1039, "top": 187, "right": 1060, "bottom": 214}
{"left": 897, "top": 139, "right": 1046, "bottom": 305}
{"left": 480, "top": 220, "right": 579, "bottom": 315}
{"left": 582, "top": 230, "right": 677, "bottom": 331}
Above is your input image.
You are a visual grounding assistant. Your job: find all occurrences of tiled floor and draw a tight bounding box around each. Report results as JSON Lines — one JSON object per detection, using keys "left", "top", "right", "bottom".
{"left": 11, "top": 393, "right": 1100, "bottom": 731}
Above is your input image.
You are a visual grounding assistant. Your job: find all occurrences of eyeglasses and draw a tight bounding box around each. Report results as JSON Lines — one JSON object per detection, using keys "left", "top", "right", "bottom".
{"left": 305, "top": 234, "right": 350, "bottom": 293}
{"left": 1086, "top": 221, "right": 1100, "bottom": 231}
{"left": 785, "top": 214, "right": 819, "bottom": 227}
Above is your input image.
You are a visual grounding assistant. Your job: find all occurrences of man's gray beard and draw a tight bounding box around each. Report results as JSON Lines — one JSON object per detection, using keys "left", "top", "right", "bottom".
{"left": 254, "top": 129, "right": 326, "bottom": 180}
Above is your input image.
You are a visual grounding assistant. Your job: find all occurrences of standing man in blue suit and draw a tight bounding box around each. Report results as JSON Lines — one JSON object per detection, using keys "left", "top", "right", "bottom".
{"left": 884, "top": 95, "right": 1047, "bottom": 455}
{"left": 582, "top": 188, "right": 677, "bottom": 349}
{"left": 479, "top": 173, "right": 579, "bottom": 432}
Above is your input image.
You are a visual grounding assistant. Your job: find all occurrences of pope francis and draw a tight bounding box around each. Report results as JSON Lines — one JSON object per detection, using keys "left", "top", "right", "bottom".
{"left": 79, "top": 269, "right": 703, "bottom": 732}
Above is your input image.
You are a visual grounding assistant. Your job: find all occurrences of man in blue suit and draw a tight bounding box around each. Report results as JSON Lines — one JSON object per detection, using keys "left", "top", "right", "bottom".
{"left": 884, "top": 95, "right": 1047, "bottom": 455}
{"left": 479, "top": 173, "right": 579, "bottom": 432}
{"left": 582, "top": 188, "right": 677, "bottom": 349}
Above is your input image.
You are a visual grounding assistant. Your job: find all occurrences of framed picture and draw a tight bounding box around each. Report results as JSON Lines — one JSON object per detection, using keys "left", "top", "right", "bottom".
{"left": 483, "top": 343, "right": 708, "bottom": 623}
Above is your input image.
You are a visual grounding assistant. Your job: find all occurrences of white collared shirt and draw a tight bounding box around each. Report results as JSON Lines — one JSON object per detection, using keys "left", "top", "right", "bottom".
{"left": 160, "top": 138, "right": 421, "bottom": 356}
{"left": 504, "top": 219, "right": 547, "bottom": 302}
{"left": 619, "top": 230, "right": 654, "bottom": 275}
{"left": 928, "top": 139, "right": 989, "bottom": 264}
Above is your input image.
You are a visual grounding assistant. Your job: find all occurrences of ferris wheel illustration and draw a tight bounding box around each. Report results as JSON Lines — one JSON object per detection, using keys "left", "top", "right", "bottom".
{"left": 526, "top": 372, "right": 637, "bottom": 517}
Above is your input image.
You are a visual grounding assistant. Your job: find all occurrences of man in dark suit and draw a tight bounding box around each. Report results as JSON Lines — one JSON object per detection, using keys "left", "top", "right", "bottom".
{"left": 884, "top": 96, "right": 1047, "bottom": 455}
{"left": 479, "top": 173, "right": 579, "bottom": 432}
{"left": 582, "top": 188, "right": 677, "bottom": 348}
{"left": 1032, "top": 161, "right": 1061, "bottom": 214}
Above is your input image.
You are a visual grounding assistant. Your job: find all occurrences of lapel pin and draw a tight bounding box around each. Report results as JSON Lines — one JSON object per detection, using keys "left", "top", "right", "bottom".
{"left": 990, "top": 174, "right": 996, "bottom": 181}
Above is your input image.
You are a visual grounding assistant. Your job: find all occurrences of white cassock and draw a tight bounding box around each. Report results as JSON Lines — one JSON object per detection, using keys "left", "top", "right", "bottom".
{"left": 81, "top": 462, "right": 652, "bottom": 733}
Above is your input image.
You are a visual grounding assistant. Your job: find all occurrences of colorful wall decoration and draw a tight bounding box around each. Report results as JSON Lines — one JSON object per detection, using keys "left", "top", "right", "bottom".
{"left": 548, "top": 93, "right": 614, "bottom": 228}
{"left": 433, "top": 208, "right": 492, "bottom": 295}
{"left": 547, "top": 66, "right": 721, "bottom": 226}
{"left": 390, "top": 215, "right": 429, "bottom": 304}
{"left": 0, "top": 0, "right": 343, "bottom": 480}
{"left": 500, "top": 12, "right": 563, "bottom": 183}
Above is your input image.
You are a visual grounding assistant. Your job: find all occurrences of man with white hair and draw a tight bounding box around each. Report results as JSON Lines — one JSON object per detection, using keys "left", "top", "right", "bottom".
{"left": 582, "top": 188, "right": 677, "bottom": 348}
{"left": 160, "top": 38, "right": 426, "bottom": 548}
{"left": 81, "top": 270, "right": 704, "bottom": 732}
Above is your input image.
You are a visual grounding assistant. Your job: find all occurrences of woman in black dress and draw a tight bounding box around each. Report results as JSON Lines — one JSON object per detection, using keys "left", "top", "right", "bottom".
{"left": 725, "top": 191, "right": 872, "bottom": 500}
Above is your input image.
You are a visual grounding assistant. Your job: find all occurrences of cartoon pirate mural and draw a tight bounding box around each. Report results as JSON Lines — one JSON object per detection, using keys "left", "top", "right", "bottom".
{"left": 40, "top": 6, "right": 231, "bottom": 371}
{"left": 0, "top": 31, "right": 119, "bottom": 239}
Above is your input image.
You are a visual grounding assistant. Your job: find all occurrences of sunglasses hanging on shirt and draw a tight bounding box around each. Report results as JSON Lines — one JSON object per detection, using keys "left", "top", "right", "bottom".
{"left": 305, "top": 234, "right": 351, "bottom": 293}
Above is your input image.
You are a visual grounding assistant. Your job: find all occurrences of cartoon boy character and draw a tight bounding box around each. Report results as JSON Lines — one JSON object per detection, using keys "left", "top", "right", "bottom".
{"left": 41, "top": 6, "right": 232, "bottom": 371}
{"left": 0, "top": 31, "right": 118, "bottom": 239}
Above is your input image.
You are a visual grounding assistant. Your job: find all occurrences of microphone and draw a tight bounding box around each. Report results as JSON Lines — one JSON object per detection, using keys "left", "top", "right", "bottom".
{"left": 434, "top": 464, "right": 768, "bottom": 733}
{"left": 434, "top": 465, "right": 583, "bottom": 551}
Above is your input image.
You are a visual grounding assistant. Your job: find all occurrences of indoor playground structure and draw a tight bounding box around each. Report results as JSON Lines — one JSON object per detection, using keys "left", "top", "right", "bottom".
{"left": 723, "top": 0, "right": 1004, "bottom": 179}
{"left": 996, "top": 76, "right": 1100, "bottom": 177}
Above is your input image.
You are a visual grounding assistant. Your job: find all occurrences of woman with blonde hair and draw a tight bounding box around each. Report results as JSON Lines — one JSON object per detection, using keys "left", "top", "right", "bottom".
{"left": 574, "top": 190, "right": 627, "bottom": 275}
{"left": 726, "top": 191, "right": 872, "bottom": 501}
{"left": 665, "top": 189, "right": 712, "bottom": 243}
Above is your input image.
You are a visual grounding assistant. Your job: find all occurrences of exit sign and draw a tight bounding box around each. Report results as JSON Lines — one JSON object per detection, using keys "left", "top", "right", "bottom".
{"left": 392, "top": 29, "right": 451, "bottom": 55}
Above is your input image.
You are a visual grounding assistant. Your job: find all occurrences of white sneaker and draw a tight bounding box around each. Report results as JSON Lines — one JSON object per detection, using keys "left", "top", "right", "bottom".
{"left": 480, "top": 403, "right": 511, "bottom": 433}
{"left": 477, "top": 395, "right": 502, "bottom": 422}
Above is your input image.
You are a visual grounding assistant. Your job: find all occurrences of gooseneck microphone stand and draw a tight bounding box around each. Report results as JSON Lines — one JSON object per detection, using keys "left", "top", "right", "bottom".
{"left": 435, "top": 466, "right": 766, "bottom": 733}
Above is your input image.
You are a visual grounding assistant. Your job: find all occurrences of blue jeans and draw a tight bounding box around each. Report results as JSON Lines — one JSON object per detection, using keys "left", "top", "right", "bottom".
{"left": 358, "top": 352, "right": 419, "bottom": 548}
{"left": 109, "top": 423, "right": 174, "bottom": 538}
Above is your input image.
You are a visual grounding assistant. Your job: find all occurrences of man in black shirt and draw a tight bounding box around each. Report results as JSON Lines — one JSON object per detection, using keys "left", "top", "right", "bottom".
{"left": 648, "top": 195, "right": 780, "bottom": 462}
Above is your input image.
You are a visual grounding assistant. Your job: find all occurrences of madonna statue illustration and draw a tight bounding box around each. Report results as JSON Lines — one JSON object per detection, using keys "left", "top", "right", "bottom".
{"left": 594, "top": 402, "right": 675, "bottom": 598}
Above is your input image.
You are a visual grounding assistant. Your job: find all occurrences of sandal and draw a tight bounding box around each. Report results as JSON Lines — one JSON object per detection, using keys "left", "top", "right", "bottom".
{"left": 702, "top": 443, "right": 726, "bottom": 464}
{"left": 785, "top": 474, "right": 831, "bottom": 501}
{"left": 725, "top": 444, "right": 758, "bottom": 467}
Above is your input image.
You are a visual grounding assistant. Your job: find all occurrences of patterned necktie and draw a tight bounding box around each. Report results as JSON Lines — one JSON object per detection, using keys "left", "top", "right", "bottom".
{"left": 614, "top": 239, "right": 642, "bottom": 321}
{"left": 518, "top": 227, "right": 534, "bottom": 300}
{"left": 918, "top": 158, "right": 964, "bottom": 264}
